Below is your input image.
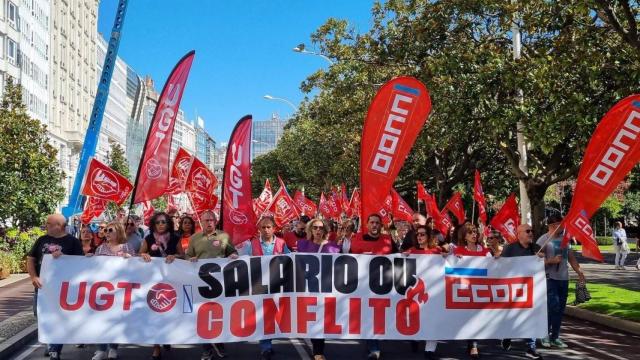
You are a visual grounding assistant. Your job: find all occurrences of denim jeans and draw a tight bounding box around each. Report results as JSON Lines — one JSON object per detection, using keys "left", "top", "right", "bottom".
{"left": 547, "top": 278, "right": 569, "bottom": 340}
{"left": 259, "top": 339, "right": 272, "bottom": 352}
{"left": 34, "top": 288, "right": 64, "bottom": 354}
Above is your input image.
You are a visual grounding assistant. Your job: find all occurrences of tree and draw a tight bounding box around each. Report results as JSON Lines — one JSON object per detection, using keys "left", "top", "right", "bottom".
{"left": 0, "top": 78, "right": 65, "bottom": 229}
{"left": 594, "top": 0, "right": 640, "bottom": 53}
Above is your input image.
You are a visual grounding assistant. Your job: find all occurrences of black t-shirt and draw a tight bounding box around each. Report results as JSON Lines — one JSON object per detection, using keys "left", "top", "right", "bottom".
{"left": 28, "top": 234, "right": 83, "bottom": 276}
{"left": 501, "top": 241, "right": 541, "bottom": 258}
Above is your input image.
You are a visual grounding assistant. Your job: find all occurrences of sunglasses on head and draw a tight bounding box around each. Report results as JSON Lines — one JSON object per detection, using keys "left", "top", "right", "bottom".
{"left": 155, "top": 220, "right": 167, "bottom": 225}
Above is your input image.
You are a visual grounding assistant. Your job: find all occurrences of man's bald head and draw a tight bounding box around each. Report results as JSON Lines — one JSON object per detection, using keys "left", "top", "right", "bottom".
{"left": 516, "top": 224, "right": 533, "bottom": 244}
{"left": 46, "top": 214, "right": 67, "bottom": 237}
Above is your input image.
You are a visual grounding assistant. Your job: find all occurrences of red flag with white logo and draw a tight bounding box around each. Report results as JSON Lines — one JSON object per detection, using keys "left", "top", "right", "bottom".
{"left": 132, "top": 51, "right": 195, "bottom": 204}
{"left": 319, "top": 192, "right": 332, "bottom": 219}
{"left": 444, "top": 192, "right": 466, "bottom": 224}
{"left": 349, "top": 188, "right": 361, "bottom": 218}
{"left": 360, "top": 77, "right": 431, "bottom": 228}
{"left": 561, "top": 95, "right": 640, "bottom": 260}
{"left": 184, "top": 156, "right": 218, "bottom": 215}
{"left": 80, "top": 197, "right": 108, "bottom": 224}
{"left": 265, "top": 183, "right": 299, "bottom": 227}
{"left": 416, "top": 181, "right": 430, "bottom": 204}
{"left": 80, "top": 158, "right": 132, "bottom": 205}
{"left": 391, "top": 188, "right": 413, "bottom": 222}
{"left": 221, "top": 116, "right": 257, "bottom": 245}
{"left": 340, "top": 183, "right": 350, "bottom": 216}
{"left": 378, "top": 193, "right": 394, "bottom": 225}
{"left": 490, "top": 193, "right": 520, "bottom": 243}
{"left": 328, "top": 191, "right": 341, "bottom": 220}
{"left": 294, "top": 190, "right": 317, "bottom": 216}
{"left": 563, "top": 210, "right": 602, "bottom": 261}
{"left": 189, "top": 191, "right": 218, "bottom": 216}
{"left": 473, "top": 170, "right": 488, "bottom": 224}
{"left": 253, "top": 179, "right": 273, "bottom": 216}
{"left": 167, "top": 147, "right": 194, "bottom": 195}
{"left": 142, "top": 201, "right": 155, "bottom": 226}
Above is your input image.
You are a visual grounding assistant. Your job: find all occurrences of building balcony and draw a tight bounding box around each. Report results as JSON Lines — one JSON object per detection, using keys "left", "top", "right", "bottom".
{"left": 64, "top": 128, "right": 85, "bottom": 150}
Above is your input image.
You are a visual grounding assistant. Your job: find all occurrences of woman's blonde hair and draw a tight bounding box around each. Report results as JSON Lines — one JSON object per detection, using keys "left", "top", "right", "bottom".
{"left": 106, "top": 221, "right": 127, "bottom": 244}
{"left": 306, "top": 218, "right": 330, "bottom": 241}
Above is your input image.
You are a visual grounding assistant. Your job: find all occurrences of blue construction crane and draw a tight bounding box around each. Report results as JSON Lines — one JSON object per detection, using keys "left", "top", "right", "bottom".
{"left": 62, "top": 0, "right": 129, "bottom": 218}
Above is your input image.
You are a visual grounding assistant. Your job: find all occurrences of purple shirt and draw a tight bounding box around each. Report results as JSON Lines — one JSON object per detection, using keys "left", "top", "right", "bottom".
{"left": 296, "top": 239, "right": 341, "bottom": 253}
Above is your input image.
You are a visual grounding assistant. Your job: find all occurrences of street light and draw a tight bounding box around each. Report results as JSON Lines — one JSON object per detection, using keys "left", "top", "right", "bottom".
{"left": 263, "top": 94, "right": 297, "bottom": 112}
{"left": 292, "top": 43, "right": 334, "bottom": 65}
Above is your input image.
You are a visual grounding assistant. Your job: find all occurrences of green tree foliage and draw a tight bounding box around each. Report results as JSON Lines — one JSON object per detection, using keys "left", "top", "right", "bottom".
{"left": 253, "top": 0, "right": 640, "bottom": 233}
{"left": 0, "top": 79, "right": 65, "bottom": 229}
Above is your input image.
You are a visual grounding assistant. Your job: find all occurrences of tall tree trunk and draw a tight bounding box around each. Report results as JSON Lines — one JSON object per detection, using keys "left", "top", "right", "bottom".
{"left": 527, "top": 181, "right": 550, "bottom": 236}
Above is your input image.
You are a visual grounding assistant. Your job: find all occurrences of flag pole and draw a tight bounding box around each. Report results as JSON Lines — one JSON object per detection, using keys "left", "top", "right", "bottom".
{"left": 472, "top": 201, "right": 476, "bottom": 225}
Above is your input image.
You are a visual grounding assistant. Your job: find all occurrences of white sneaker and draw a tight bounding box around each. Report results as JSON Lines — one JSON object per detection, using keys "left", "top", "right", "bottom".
{"left": 92, "top": 350, "right": 107, "bottom": 360}
{"left": 107, "top": 348, "right": 118, "bottom": 359}
{"left": 615, "top": 265, "right": 621, "bottom": 270}
{"left": 621, "top": 266, "right": 627, "bottom": 270}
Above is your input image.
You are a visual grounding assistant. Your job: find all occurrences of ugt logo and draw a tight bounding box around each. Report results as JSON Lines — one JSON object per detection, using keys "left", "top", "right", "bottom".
{"left": 445, "top": 267, "right": 533, "bottom": 309}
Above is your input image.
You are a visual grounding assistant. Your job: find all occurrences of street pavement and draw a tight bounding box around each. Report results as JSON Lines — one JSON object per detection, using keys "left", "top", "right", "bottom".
{"left": 8, "top": 318, "right": 640, "bottom": 360}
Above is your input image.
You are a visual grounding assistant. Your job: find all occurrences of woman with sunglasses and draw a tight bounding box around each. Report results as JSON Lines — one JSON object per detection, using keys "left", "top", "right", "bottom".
{"left": 294, "top": 218, "right": 340, "bottom": 360}
{"left": 139, "top": 212, "right": 184, "bottom": 360}
{"left": 88, "top": 221, "right": 134, "bottom": 360}
{"left": 453, "top": 223, "right": 493, "bottom": 359}
{"left": 408, "top": 226, "right": 442, "bottom": 255}
{"left": 95, "top": 221, "right": 108, "bottom": 248}
{"left": 486, "top": 229, "right": 504, "bottom": 257}
{"left": 178, "top": 215, "right": 196, "bottom": 252}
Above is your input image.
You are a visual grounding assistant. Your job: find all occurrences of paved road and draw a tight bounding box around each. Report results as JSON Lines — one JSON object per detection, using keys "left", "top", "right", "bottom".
{"left": 8, "top": 316, "right": 640, "bottom": 360}
{"left": 570, "top": 260, "right": 640, "bottom": 291}
{"left": 0, "top": 278, "right": 33, "bottom": 322}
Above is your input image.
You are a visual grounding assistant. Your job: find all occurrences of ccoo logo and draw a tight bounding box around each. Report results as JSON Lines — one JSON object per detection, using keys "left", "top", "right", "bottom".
{"left": 147, "top": 283, "right": 177, "bottom": 313}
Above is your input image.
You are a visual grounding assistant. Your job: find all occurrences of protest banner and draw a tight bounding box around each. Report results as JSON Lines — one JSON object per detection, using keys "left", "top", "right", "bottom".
{"left": 38, "top": 254, "right": 547, "bottom": 344}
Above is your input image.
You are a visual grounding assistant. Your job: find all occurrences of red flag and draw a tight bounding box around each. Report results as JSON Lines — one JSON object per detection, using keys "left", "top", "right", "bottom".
{"left": 378, "top": 193, "right": 393, "bottom": 225}
{"left": 189, "top": 191, "right": 218, "bottom": 215}
{"left": 439, "top": 211, "right": 453, "bottom": 235}
{"left": 561, "top": 95, "right": 640, "bottom": 260}
{"left": 360, "top": 77, "right": 431, "bottom": 226}
{"left": 563, "top": 210, "right": 603, "bottom": 262}
{"left": 265, "top": 186, "right": 299, "bottom": 227}
{"left": 444, "top": 192, "right": 465, "bottom": 224}
{"left": 142, "top": 201, "right": 155, "bottom": 226}
{"left": 167, "top": 147, "right": 194, "bottom": 195}
{"left": 391, "top": 188, "right": 413, "bottom": 222}
{"left": 340, "top": 184, "right": 350, "bottom": 216}
{"left": 490, "top": 194, "right": 520, "bottom": 243}
{"left": 80, "top": 158, "right": 132, "bottom": 205}
{"left": 185, "top": 157, "right": 218, "bottom": 196}
{"left": 416, "top": 181, "right": 430, "bottom": 203}
{"left": 318, "top": 192, "right": 332, "bottom": 219}
{"left": 349, "top": 188, "right": 361, "bottom": 218}
{"left": 328, "top": 191, "right": 341, "bottom": 220}
{"left": 294, "top": 190, "right": 317, "bottom": 216}
{"left": 221, "top": 116, "right": 257, "bottom": 245}
{"left": 473, "top": 170, "right": 488, "bottom": 224}
{"left": 132, "top": 51, "right": 195, "bottom": 204}
{"left": 254, "top": 179, "right": 273, "bottom": 216}
{"left": 80, "top": 197, "right": 108, "bottom": 224}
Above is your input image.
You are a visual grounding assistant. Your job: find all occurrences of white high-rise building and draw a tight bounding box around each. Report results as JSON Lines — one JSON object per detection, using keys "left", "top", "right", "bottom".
{"left": 49, "top": 0, "right": 99, "bottom": 201}
{"left": 0, "top": 0, "right": 50, "bottom": 123}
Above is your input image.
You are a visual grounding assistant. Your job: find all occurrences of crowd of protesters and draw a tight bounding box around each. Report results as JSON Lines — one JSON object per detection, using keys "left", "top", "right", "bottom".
{"left": 27, "top": 207, "right": 590, "bottom": 360}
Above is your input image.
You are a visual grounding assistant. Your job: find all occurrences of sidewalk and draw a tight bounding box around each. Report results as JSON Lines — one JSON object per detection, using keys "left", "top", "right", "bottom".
{"left": 573, "top": 251, "right": 640, "bottom": 291}
{"left": 0, "top": 274, "right": 37, "bottom": 359}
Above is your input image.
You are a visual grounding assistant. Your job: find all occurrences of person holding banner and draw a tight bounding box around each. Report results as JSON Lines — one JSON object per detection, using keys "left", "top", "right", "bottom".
{"left": 500, "top": 224, "right": 544, "bottom": 359}
{"left": 486, "top": 230, "right": 504, "bottom": 257}
{"left": 295, "top": 218, "right": 341, "bottom": 359}
{"left": 79, "top": 225, "right": 97, "bottom": 255}
{"left": 186, "top": 210, "right": 236, "bottom": 360}
{"left": 250, "top": 216, "right": 290, "bottom": 360}
{"left": 139, "top": 212, "right": 184, "bottom": 360}
{"left": 178, "top": 215, "right": 196, "bottom": 252}
{"left": 349, "top": 213, "right": 397, "bottom": 359}
{"left": 27, "top": 214, "right": 83, "bottom": 360}
{"left": 453, "top": 223, "right": 492, "bottom": 358}
{"left": 407, "top": 226, "right": 442, "bottom": 255}
{"left": 88, "top": 221, "right": 135, "bottom": 360}
{"left": 125, "top": 218, "right": 143, "bottom": 253}
{"left": 400, "top": 212, "right": 427, "bottom": 251}
{"left": 536, "top": 214, "right": 585, "bottom": 349}
{"left": 283, "top": 218, "right": 308, "bottom": 251}
{"left": 337, "top": 219, "right": 356, "bottom": 253}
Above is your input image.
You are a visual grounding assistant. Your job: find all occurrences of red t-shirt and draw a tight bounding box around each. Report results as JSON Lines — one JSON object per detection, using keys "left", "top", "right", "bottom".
{"left": 350, "top": 233, "right": 394, "bottom": 255}
{"left": 454, "top": 245, "right": 491, "bottom": 257}
{"left": 409, "top": 247, "right": 441, "bottom": 255}
{"left": 283, "top": 231, "right": 305, "bottom": 251}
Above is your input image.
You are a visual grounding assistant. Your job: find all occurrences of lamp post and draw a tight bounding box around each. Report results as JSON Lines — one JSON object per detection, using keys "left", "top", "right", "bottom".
{"left": 292, "top": 43, "right": 334, "bottom": 65}
{"left": 263, "top": 94, "right": 297, "bottom": 112}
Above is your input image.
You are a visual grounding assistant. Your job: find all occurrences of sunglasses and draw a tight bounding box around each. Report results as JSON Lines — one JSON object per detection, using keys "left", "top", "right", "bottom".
{"left": 126, "top": 222, "right": 135, "bottom": 226}
{"left": 524, "top": 229, "right": 533, "bottom": 233}
{"left": 106, "top": 228, "right": 116, "bottom": 233}
{"left": 416, "top": 232, "right": 428, "bottom": 236}
{"left": 155, "top": 220, "right": 167, "bottom": 225}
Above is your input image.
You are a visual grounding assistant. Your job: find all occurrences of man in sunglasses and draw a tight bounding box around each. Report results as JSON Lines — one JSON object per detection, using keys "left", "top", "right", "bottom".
{"left": 125, "top": 218, "right": 143, "bottom": 253}
{"left": 500, "top": 224, "right": 544, "bottom": 359}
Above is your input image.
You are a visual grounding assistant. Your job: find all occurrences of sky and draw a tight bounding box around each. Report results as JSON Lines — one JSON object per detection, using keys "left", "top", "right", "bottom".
{"left": 97, "top": 0, "right": 375, "bottom": 143}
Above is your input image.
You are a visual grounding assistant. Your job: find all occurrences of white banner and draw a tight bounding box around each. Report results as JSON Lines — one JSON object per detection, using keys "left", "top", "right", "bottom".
{"left": 38, "top": 254, "right": 547, "bottom": 344}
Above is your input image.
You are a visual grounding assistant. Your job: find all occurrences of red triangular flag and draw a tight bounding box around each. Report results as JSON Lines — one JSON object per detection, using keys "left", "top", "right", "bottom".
{"left": 490, "top": 194, "right": 520, "bottom": 243}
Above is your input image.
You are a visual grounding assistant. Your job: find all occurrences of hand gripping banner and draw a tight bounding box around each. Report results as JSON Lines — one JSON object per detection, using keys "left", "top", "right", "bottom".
{"left": 132, "top": 51, "right": 195, "bottom": 204}
{"left": 360, "top": 77, "right": 431, "bottom": 226}
{"left": 38, "top": 254, "right": 547, "bottom": 344}
{"left": 221, "top": 115, "right": 257, "bottom": 245}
